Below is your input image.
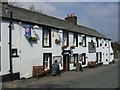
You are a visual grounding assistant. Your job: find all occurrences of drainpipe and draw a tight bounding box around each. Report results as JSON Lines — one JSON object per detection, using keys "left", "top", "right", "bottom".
{"left": 8, "top": 11, "right": 13, "bottom": 81}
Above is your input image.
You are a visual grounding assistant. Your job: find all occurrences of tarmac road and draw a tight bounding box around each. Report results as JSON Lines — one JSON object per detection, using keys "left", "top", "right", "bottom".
{"left": 2, "top": 59, "right": 119, "bottom": 88}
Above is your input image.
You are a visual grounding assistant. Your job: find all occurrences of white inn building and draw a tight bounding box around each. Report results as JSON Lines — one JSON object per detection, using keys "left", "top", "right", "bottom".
{"left": 0, "top": 3, "right": 114, "bottom": 81}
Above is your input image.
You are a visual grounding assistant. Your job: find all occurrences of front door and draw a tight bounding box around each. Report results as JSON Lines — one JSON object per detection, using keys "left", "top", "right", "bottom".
{"left": 82, "top": 53, "right": 86, "bottom": 65}
{"left": 43, "top": 53, "right": 52, "bottom": 71}
{"left": 63, "top": 54, "right": 69, "bottom": 71}
{"left": 96, "top": 52, "right": 99, "bottom": 63}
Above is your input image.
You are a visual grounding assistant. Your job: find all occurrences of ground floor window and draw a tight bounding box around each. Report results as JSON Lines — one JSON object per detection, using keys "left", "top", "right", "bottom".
{"left": 43, "top": 53, "right": 52, "bottom": 70}
{"left": 96, "top": 52, "right": 99, "bottom": 63}
{"left": 70, "top": 54, "right": 78, "bottom": 67}
{"left": 82, "top": 53, "right": 86, "bottom": 65}
{"left": 99, "top": 52, "right": 102, "bottom": 62}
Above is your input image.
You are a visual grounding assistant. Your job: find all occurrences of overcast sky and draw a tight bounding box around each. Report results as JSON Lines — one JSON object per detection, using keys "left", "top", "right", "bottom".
{"left": 9, "top": 0, "right": 118, "bottom": 42}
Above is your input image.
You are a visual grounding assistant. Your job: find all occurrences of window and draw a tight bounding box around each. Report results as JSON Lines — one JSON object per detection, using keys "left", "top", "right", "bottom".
{"left": 11, "top": 48, "right": 19, "bottom": 57}
{"left": 96, "top": 52, "right": 99, "bottom": 63}
{"left": 43, "top": 53, "right": 52, "bottom": 70}
{"left": 82, "top": 53, "right": 86, "bottom": 65}
{"left": 96, "top": 37, "right": 99, "bottom": 47}
{"left": 99, "top": 52, "right": 102, "bottom": 62}
{"left": 82, "top": 35, "right": 86, "bottom": 47}
{"left": 73, "top": 33, "right": 78, "bottom": 47}
{"left": 42, "top": 27, "right": 51, "bottom": 47}
{"left": 63, "top": 31, "right": 69, "bottom": 46}
{"left": 70, "top": 54, "right": 78, "bottom": 67}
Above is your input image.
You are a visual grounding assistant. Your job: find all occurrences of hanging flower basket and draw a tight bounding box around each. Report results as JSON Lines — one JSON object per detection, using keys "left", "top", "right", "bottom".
{"left": 29, "top": 36, "right": 37, "bottom": 41}
{"left": 70, "top": 45, "right": 75, "bottom": 49}
{"left": 55, "top": 39, "right": 60, "bottom": 44}
{"left": 62, "top": 45, "right": 67, "bottom": 49}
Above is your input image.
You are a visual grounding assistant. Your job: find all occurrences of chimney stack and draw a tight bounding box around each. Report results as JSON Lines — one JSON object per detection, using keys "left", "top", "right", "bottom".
{"left": 0, "top": 0, "right": 8, "bottom": 4}
{"left": 65, "top": 13, "right": 77, "bottom": 25}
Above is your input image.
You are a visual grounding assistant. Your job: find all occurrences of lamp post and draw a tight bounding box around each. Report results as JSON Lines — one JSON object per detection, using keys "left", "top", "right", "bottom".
{"left": 6, "top": 8, "right": 13, "bottom": 81}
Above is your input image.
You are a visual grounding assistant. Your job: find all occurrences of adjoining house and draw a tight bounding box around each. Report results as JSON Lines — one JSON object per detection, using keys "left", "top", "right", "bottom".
{"left": 0, "top": 3, "right": 114, "bottom": 81}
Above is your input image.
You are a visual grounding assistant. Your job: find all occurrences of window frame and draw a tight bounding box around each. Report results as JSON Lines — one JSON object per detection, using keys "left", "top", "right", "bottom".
{"left": 42, "top": 27, "right": 51, "bottom": 48}
{"left": 96, "top": 37, "right": 99, "bottom": 47}
{"left": 63, "top": 31, "right": 69, "bottom": 46}
{"left": 43, "top": 53, "right": 52, "bottom": 70}
{"left": 70, "top": 54, "right": 78, "bottom": 67}
{"left": 82, "top": 53, "right": 86, "bottom": 65}
{"left": 82, "top": 35, "right": 86, "bottom": 47}
{"left": 73, "top": 33, "right": 78, "bottom": 47}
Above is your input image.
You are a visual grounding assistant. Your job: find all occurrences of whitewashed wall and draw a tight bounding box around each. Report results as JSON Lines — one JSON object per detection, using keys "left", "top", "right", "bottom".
{"left": 1, "top": 19, "right": 114, "bottom": 78}
{"left": 1, "top": 20, "right": 10, "bottom": 75}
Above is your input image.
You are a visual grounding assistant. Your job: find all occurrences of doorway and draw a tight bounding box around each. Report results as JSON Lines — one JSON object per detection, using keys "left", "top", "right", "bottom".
{"left": 96, "top": 52, "right": 99, "bottom": 63}
{"left": 82, "top": 53, "right": 86, "bottom": 65}
{"left": 43, "top": 53, "right": 52, "bottom": 71}
{"left": 63, "top": 54, "right": 69, "bottom": 71}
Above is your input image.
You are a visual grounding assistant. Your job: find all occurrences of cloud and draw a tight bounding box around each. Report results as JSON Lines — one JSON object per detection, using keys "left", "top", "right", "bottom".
{"left": 84, "top": 3, "right": 117, "bottom": 18}
{"left": 19, "top": 2, "right": 57, "bottom": 14}
{"left": 10, "top": 0, "right": 119, "bottom": 2}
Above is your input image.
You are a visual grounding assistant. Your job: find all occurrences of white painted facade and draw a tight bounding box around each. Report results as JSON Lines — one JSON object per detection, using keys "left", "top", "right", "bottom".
{"left": 0, "top": 18, "right": 114, "bottom": 79}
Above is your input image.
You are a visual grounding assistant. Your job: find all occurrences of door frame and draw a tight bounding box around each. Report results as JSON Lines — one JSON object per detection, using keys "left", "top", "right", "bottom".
{"left": 96, "top": 52, "right": 99, "bottom": 63}
{"left": 82, "top": 53, "right": 86, "bottom": 65}
{"left": 63, "top": 54, "right": 70, "bottom": 71}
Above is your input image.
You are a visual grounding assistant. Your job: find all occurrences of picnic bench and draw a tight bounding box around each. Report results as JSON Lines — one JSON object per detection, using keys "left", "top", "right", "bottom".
{"left": 87, "top": 61, "right": 97, "bottom": 68}
{"left": 32, "top": 66, "right": 49, "bottom": 78}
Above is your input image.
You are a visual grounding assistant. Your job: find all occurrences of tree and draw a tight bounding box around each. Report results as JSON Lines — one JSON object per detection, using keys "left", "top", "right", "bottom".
{"left": 8, "top": 0, "right": 22, "bottom": 7}
{"left": 28, "top": 5, "right": 42, "bottom": 13}
{"left": 28, "top": 5, "right": 35, "bottom": 11}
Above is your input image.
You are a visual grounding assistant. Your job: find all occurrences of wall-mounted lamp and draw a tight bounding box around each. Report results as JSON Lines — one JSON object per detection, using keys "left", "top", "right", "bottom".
{"left": 81, "top": 34, "right": 85, "bottom": 37}
{"left": 33, "top": 25, "right": 39, "bottom": 29}
{"left": 58, "top": 30, "right": 63, "bottom": 33}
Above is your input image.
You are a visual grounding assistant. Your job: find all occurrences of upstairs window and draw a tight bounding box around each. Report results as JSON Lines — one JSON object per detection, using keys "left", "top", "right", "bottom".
{"left": 42, "top": 27, "right": 51, "bottom": 47}
{"left": 63, "top": 31, "right": 69, "bottom": 46}
{"left": 96, "top": 37, "right": 99, "bottom": 47}
{"left": 73, "top": 33, "right": 78, "bottom": 47}
{"left": 82, "top": 35, "right": 86, "bottom": 47}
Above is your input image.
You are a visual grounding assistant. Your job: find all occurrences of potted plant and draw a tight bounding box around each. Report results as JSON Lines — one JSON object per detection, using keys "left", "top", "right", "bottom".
{"left": 29, "top": 36, "right": 37, "bottom": 41}
{"left": 62, "top": 45, "right": 67, "bottom": 49}
{"left": 70, "top": 45, "right": 75, "bottom": 49}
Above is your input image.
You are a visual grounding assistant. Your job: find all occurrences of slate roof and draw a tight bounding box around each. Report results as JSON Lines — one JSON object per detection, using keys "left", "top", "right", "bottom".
{"left": 1, "top": 3, "right": 109, "bottom": 39}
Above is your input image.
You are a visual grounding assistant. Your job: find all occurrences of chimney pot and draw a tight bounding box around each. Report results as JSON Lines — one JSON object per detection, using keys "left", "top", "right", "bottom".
{"left": 70, "top": 14, "right": 72, "bottom": 17}
{"left": 65, "top": 13, "right": 77, "bottom": 25}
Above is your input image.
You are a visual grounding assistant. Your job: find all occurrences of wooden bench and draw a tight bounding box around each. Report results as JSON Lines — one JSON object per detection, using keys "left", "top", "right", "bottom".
{"left": 32, "top": 66, "right": 49, "bottom": 78}
{"left": 87, "top": 61, "right": 97, "bottom": 68}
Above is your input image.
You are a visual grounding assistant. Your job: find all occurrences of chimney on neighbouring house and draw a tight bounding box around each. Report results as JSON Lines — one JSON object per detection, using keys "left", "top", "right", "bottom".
{"left": 65, "top": 13, "right": 77, "bottom": 25}
{"left": 0, "top": 0, "right": 8, "bottom": 4}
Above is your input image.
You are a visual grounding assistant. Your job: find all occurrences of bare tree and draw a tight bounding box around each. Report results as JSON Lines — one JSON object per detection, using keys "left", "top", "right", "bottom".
{"left": 28, "top": 5, "right": 35, "bottom": 11}
{"left": 9, "top": 0, "right": 22, "bottom": 7}
{"left": 28, "top": 5, "right": 42, "bottom": 13}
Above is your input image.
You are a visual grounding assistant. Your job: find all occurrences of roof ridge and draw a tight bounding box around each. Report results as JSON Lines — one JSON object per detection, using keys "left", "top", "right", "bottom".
{"left": 2, "top": 3, "right": 109, "bottom": 39}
